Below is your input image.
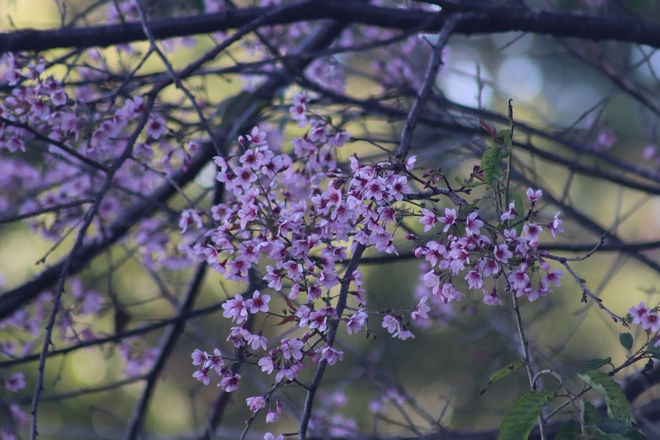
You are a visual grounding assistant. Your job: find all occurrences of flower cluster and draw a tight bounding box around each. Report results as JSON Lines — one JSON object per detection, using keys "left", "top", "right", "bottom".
{"left": 189, "top": 93, "right": 574, "bottom": 434}
{"left": 629, "top": 302, "right": 660, "bottom": 333}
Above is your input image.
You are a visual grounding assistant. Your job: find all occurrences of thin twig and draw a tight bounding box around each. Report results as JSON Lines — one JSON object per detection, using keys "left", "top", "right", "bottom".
{"left": 298, "top": 243, "right": 366, "bottom": 440}
{"left": 397, "top": 13, "right": 461, "bottom": 159}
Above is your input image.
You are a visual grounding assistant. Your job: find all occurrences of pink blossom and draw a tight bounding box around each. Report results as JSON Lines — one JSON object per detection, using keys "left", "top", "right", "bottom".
{"left": 382, "top": 315, "right": 400, "bottom": 335}
{"left": 219, "top": 372, "right": 241, "bottom": 392}
{"left": 526, "top": 188, "right": 542, "bottom": 203}
{"left": 419, "top": 208, "right": 437, "bottom": 232}
{"left": 249, "top": 333, "right": 268, "bottom": 350}
{"left": 630, "top": 302, "right": 649, "bottom": 325}
{"left": 204, "top": 349, "right": 225, "bottom": 374}
{"left": 483, "top": 289, "right": 502, "bottom": 306}
{"left": 4, "top": 372, "right": 25, "bottom": 392}
{"left": 328, "top": 130, "right": 350, "bottom": 147}
{"left": 50, "top": 89, "right": 67, "bottom": 106}
{"left": 464, "top": 270, "right": 483, "bottom": 290}
{"left": 264, "top": 266, "right": 283, "bottom": 291}
{"left": 145, "top": 116, "right": 167, "bottom": 139}
{"left": 642, "top": 312, "right": 660, "bottom": 332}
{"left": 508, "top": 270, "right": 530, "bottom": 290}
{"left": 319, "top": 345, "right": 344, "bottom": 365}
{"left": 179, "top": 209, "right": 203, "bottom": 233}
{"left": 233, "top": 165, "right": 258, "bottom": 188}
{"left": 345, "top": 309, "right": 367, "bottom": 334}
{"left": 276, "top": 365, "right": 298, "bottom": 383}
{"left": 191, "top": 349, "right": 207, "bottom": 366}
{"left": 411, "top": 296, "right": 430, "bottom": 321}
{"left": 246, "top": 396, "right": 266, "bottom": 412}
{"left": 542, "top": 269, "right": 563, "bottom": 288}
{"left": 266, "top": 409, "right": 280, "bottom": 423}
{"left": 439, "top": 208, "right": 457, "bottom": 232}
{"left": 389, "top": 176, "right": 411, "bottom": 201}
{"left": 464, "top": 212, "right": 483, "bottom": 237}
{"left": 394, "top": 329, "right": 415, "bottom": 340}
{"left": 523, "top": 223, "right": 542, "bottom": 242}
{"left": 222, "top": 294, "right": 249, "bottom": 324}
{"left": 245, "top": 290, "right": 270, "bottom": 314}
{"left": 548, "top": 212, "right": 564, "bottom": 238}
{"left": 500, "top": 202, "right": 516, "bottom": 221}
{"left": 193, "top": 369, "right": 210, "bottom": 385}
{"left": 404, "top": 155, "right": 417, "bottom": 170}
{"left": 493, "top": 243, "right": 513, "bottom": 263}
{"left": 289, "top": 91, "right": 308, "bottom": 127}
{"left": 309, "top": 310, "right": 328, "bottom": 332}
{"left": 259, "top": 356, "right": 274, "bottom": 374}
{"left": 246, "top": 126, "right": 267, "bottom": 145}
{"left": 239, "top": 148, "right": 265, "bottom": 170}
{"left": 439, "top": 282, "right": 464, "bottom": 303}
{"left": 280, "top": 338, "right": 304, "bottom": 361}
{"left": 264, "top": 433, "right": 284, "bottom": 440}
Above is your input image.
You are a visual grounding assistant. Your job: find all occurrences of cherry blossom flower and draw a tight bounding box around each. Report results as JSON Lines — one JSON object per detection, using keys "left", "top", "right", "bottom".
{"left": 526, "top": 188, "right": 542, "bottom": 203}
{"left": 464, "top": 212, "right": 483, "bottom": 237}
{"left": 419, "top": 208, "right": 437, "bottom": 232}
{"left": 411, "top": 296, "right": 430, "bottom": 321}
{"left": 266, "top": 408, "right": 279, "bottom": 423}
{"left": 548, "top": 212, "right": 564, "bottom": 238}
{"left": 483, "top": 289, "right": 502, "bottom": 306}
{"left": 319, "top": 345, "right": 344, "bottom": 365}
{"left": 345, "top": 309, "right": 367, "bottom": 334}
{"left": 543, "top": 269, "right": 564, "bottom": 288}
{"left": 193, "top": 369, "right": 210, "bottom": 385}
{"left": 328, "top": 130, "right": 350, "bottom": 147}
{"left": 523, "top": 223, "right": 542, "bottom": 243}
{"left": 191, "top": 349, "right": 207, "bottom": 366}
{"left": 642, "top": 312, "right": 660, "bottom": 332}
{"left": 259, "top": 356, "right": 274, "bottom": 374}
{"left": 246, "top": 126, "right": 267, "bottom": 145}
{"left": 394, "top": 329, "right": 415, "bottom": 340}
{"left": 492, "top": 243, "right": 512, "bottom": 263}
{"left": 4, "top": 372, "right": 25, "bottom": 392}
{"left": 145, "top": 116, "right": 167, "bottom": 139}
{"left": 246, "top": 396, "right": 267, "bottom": 412}
{"left": 219, "top": 373, "right": 241, "bottom": 392}
{"left": 465, "top": 270, "right": 483, "bottom": 290}
{"left": 245, "top": 290, "right": 270, "bottom": 314}
{"left": 179, "top": 209, "right": 203, "bottom": 233}
{"left": 382, "top": 315, "right": 400, "bottom": 335}
{"left": 630, "top": 302, "right": 649, "bottom": 325}
{"left": 500, "top": 202, "right": 516, "bottom": 221}
{"left": 439, "top": 208, "right": 457, "bottom": 232}
{"left": 222, "top": 294, "right": 249, "bottom": 324}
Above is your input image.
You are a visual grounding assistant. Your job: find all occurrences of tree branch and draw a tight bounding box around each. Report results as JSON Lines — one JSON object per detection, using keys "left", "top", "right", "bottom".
{"left": 4, "top": 2, "right": 660, "bottom": 54}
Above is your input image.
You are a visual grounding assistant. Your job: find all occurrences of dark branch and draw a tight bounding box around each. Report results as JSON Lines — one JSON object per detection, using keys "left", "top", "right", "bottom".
{"left": 4, "top": 2, "right": 660, "bottom": 54}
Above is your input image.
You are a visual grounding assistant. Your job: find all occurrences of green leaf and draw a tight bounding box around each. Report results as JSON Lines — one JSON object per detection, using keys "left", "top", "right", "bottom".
{"left": 596, "top": 418, "right": 647, "bottom": 439}
{"left": 579, "top": 357, "right": 612, "bottom": 373}
{"left": 580, "top": 400, "right": 601, "bottom": 426}
{"left": 498, "top": 128, "right": 514, "bottom": 154}
{"left": 481, "top": 141, "right": 506, "bottom": 186}
{"left": 619, "top": 333, "right": 633, "bottom": 351}
{"left": 646, "top": 344, "right": 660, "bottom": 360}
{"left": 497, "top": 390, "right": 555, "bottom": 440}
{"left": 553, "top": 420, "right": 580, "bottom": 440}
{"left": 578, "top": 370, "right": 636, "bottom": 424}
{"left": 480, "top": 361, "right": 526, "bottom": 395}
